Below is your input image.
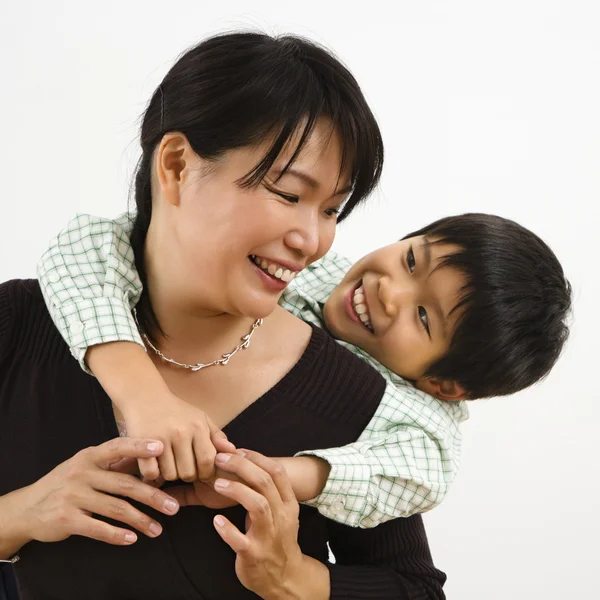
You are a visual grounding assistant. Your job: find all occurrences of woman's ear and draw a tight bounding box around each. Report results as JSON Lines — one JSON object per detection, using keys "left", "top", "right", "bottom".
{"left": 415, "top": 377, "right": 468, "bottom": 401}
{"left": 154, "top": 132, "right": 193, "bottom": 207}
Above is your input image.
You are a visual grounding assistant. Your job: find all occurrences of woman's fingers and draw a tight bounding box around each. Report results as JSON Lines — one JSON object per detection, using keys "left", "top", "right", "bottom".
{"left": 69, "top": 514, "right": 139, "bottom": 546}
{"left": 211, "top": 478, "right": 275, "bottom": 537}
{"left": 90, "top": 469, "right": 179, "bottom": 516}
{"left": 92, "top": 437, "right": 164, "bottom": 470}
{"left": 235, "top": 450, "right": 297, "bottom": 505}
{"left": 213, "top": 515, "right": 250, "bottom": 554}
{"left": 214, "top": 451, "right": 287, "bottom": 512}
{"left": 82, "top": 490, "right": 164, "bottom": 539}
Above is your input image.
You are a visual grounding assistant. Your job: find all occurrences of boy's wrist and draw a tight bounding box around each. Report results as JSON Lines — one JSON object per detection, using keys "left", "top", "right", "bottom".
{"left": 275, "top": 456, "right": 331, "bottom": 502}
{"left": 86, "top": 341, "right": 171, "bottom": 414}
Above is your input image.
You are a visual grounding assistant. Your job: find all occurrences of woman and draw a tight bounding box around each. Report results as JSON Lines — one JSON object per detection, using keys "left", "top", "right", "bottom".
{"left": 0, "top": 32, "right": 445, "bottom": 599}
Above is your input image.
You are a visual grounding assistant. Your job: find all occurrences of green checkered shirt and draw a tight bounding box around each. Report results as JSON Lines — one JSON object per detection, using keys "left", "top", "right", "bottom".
{"left": 38, "top": 213, "right": 469, "bottom": 528}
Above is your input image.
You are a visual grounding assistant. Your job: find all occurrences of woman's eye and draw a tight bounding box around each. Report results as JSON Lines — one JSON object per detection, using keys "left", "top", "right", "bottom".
{"left": 264, "top": 184, "right": 299, "bottom": 204}
{"left": 407, "top": 247, "right": 416, "bottom": 273}
{"left": 324, "top": 207, "right": 340, "bottom": 218}
{"left": 418, "top": 306, "right": 430, "bottom": 335}
{"left": 277, "top": 192, "right": 299, "bottom": 204}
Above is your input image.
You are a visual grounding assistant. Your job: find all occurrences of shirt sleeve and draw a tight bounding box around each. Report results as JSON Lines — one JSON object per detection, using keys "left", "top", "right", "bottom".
{"left": 326, "top": 513, "right": 447, "bottom": 599}
{"left": 36, "top": 213, "right": 143, "bottom": 373}
{"left": 296, "top": 381, "right": 466, "bottom": 528}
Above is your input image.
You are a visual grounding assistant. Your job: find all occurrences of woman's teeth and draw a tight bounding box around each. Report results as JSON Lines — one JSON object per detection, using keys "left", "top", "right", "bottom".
{"left": 353, "top": 285, "right": 373, "bottom": 331}
{"left": 250, "top": 255, "right": 298, "bottom": 283}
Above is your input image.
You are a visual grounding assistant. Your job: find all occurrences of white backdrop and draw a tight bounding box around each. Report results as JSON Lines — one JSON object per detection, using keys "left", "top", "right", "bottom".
{"left": 1, "top": 1, "right": 598, "bottom": 598}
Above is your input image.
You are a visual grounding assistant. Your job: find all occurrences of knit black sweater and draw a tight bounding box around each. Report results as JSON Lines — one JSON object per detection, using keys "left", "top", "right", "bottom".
{"left": 0, "top": 279, "right": 446, "bottom": 600}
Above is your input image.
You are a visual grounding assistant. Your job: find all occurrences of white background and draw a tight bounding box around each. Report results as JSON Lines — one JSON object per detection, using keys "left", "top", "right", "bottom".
{"left": 1, "top": 1, "right": 598, "bottom": 598}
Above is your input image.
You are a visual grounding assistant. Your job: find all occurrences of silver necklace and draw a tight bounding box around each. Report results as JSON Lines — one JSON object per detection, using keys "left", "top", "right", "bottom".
{"left": 133, "top": 310, "right": 263, "bottom": 372}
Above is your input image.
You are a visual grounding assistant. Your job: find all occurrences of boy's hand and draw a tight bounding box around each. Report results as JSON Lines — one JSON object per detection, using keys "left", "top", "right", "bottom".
{"left": 122, "top": 391, "right": 236, "bottom": 483}
{"left": 167, "top": 453, "right": 332, "bottom": 507}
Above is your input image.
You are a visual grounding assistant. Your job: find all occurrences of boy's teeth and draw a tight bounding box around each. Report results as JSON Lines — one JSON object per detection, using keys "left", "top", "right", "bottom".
{"left": 251, "top": 255, "right": 297, "bottom": 283}
{"left": 352, "top": 284, "right": 372, "bottom": 330}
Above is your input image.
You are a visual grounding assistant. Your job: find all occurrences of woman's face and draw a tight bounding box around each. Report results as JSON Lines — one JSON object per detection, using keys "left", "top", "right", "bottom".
{"left": 152, "top": 118, "right": 351, "bottom": 319}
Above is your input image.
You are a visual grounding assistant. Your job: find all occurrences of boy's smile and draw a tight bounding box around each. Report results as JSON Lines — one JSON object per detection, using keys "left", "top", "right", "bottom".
{"left": 323, "top": 236, "right": 468, "bottom": 385}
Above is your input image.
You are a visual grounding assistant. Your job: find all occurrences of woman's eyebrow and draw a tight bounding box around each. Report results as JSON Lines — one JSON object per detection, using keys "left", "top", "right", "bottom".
{"left": 275, "top": 167, "right": 352, "bottom": 197}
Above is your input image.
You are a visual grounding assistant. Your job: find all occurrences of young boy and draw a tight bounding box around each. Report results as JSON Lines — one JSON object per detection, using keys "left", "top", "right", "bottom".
{"left": 37, "top": 212, "right": 571, "bottom": 528}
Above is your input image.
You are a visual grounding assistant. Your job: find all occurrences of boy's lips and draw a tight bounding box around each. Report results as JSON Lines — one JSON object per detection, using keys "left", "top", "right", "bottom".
{"left": 344, "top": 280, "right": 374, "bottom": 333}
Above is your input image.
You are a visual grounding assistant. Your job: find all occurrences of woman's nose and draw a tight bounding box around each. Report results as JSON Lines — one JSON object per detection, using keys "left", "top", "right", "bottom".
{"left": 284, "top": 210, "right": 322, "bottom": 259}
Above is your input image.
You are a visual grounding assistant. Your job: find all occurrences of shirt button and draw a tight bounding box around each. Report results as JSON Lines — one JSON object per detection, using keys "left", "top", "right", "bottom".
{"left": 70, "top": 320, "right": 85, "bottom": 335}
{"left": 331, "top": 499, "right": 345, "bottom": 515}
{"left": 48, "top": 272, "right": 60, "bottom": 284}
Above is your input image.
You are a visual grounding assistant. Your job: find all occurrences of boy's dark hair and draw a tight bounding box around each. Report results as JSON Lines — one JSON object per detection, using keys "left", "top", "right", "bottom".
{"left": 403, "top": 214, "right": 572, "bottom": 399}
{"left": 130, "top": 31, "right": 383, "bottom": 341}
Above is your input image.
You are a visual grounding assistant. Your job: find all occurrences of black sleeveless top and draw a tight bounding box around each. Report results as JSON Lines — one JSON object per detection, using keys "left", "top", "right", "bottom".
{"left": 0, "top": 280, "right": 446, "bottom": 600}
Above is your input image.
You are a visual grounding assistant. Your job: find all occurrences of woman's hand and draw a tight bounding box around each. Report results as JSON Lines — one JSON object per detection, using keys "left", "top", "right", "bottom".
{"left": 18, "top": 437, "right": 180, "bottom": 547}
{"left": 211, "top": 450, "right": 329, "bottom": 599}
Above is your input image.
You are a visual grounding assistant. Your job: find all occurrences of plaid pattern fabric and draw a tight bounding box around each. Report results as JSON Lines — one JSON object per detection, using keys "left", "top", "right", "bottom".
{"left": 37, "top": 214, "right": 468, "bottom": 528}
{"left": 37, "top": 213, "right": 142, "bottom": 372}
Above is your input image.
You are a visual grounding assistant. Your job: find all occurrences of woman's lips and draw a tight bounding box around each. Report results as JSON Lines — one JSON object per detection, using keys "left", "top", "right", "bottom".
{"left": 249, "top": 257, "right": 288, "bottom": 292}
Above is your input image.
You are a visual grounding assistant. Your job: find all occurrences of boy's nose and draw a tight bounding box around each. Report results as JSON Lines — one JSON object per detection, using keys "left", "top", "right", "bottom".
{"left": 378, "top": 276, "right": 412, "bottom": 318}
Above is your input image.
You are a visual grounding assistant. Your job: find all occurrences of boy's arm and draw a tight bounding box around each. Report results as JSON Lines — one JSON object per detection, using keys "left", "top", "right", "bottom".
{"left": 294, "top": 384, "right": 467, "bottom": 528}
{"left": 37, "top": 213, "right": 144, "bottom": 370}
{"left": 37, "top": 213, "right": 234, "bottom": 482}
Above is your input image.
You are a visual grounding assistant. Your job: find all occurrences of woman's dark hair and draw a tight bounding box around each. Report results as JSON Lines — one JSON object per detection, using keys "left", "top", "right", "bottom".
{"left": 403, "top": 214, "right": 572, "bottom": 399}
{"left": 130, "top": 31, "right": 383, "bottom": 339}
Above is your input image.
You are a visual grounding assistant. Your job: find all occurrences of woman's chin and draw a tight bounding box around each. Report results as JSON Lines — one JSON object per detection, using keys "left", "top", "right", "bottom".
{"left": 235, "top": 297, "right": 281, "bottom": 320}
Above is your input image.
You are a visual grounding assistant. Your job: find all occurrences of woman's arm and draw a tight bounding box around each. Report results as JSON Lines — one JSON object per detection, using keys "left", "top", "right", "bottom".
{"left": 0, "top": 488, "right": 32, "bottom": 561}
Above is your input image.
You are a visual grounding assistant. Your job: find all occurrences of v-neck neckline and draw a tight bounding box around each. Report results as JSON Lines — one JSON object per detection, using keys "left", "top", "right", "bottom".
{"left": 95, "top": 323, "right": 326, "bottom": 441}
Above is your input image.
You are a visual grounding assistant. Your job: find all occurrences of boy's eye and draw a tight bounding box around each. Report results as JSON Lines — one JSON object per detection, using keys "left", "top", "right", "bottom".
{"left": 407, "top": 247, "right": 416, "bottom": 272}
{"left": 418, "top": 306, "right": 430, "bottom": 335}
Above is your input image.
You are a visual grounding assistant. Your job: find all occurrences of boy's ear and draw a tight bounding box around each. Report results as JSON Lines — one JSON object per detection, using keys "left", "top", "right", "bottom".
{"left": 415, "top": 377, "right": 468, "bottom": 401}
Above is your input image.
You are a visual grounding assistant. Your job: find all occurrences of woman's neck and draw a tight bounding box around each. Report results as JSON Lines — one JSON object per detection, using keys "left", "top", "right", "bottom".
{"left": 142, "top": 235, "right": 258, "bottom": 365}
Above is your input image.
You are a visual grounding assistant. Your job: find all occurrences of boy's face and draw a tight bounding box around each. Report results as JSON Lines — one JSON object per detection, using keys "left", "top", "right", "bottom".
{"left": 323, "top": 236, "right": 467, "bottom": 384}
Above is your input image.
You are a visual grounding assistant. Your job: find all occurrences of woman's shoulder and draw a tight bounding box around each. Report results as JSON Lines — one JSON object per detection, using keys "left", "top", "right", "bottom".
{"left": 283, "top": 324, "right": 387, "bottom": 429}
{"left": 0, "top": 278, "right": 63, "bottom": 363}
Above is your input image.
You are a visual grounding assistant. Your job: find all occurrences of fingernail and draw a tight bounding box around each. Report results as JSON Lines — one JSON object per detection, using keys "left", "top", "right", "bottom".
{"left": 214, "top": 478, "right": 230, "bottom": 489}
{"left": 164, "top": 499, "right": 178, "bottom": 513}
{"left": 149, "top": 522, "right": 162, "bottom": 536}
{"left": 147, "top": 442, "right": 161, "bottom": 452}
{"left": 214, "top": 515, "right": 226, "bottom": 527}
{"left": 124, "top": 533, "right": 136, "bottom": 544}
{"left": 216, "top": 453, "right": 231, "bottom": 463}
{"left": 235, "top": 449, "right": 247, "bottom": 457}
